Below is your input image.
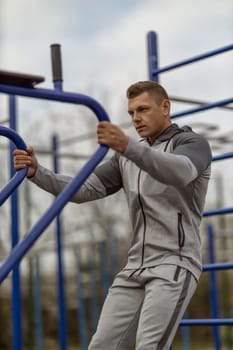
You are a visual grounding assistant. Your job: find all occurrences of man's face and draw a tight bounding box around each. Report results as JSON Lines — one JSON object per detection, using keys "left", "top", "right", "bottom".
{"left": 128, "top": 92, "right": 171, "bottom": 144}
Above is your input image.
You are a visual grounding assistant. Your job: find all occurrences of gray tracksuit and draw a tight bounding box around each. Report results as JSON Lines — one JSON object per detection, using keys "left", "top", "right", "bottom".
{"left": 31, "top": 123, "right": 212, "bottom": 349}
{"left": 31, "top": 123, "right": 211, "bottom": 280}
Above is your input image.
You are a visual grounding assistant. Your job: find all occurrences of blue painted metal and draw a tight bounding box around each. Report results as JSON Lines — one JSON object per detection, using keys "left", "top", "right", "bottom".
{"left": 212, "top": 152, "right": 233, "bottom": 162}
{"left": 180, "top": 311, "right": 191, "bottom": 350}
{"left": 203, "top": 262, "right": 233, "bottom": 272}
{"left": 171, "top": 97, "right": 233, "bottom": 120}
{"left": 147, "top": 31, "right": 159, "bottom": 82}
{"left": 0, "top": 86, "right": 110, "bottom": 284}
{"left": 88, "top": 242, "right": 99, "bottom": 334}
{"left": 0, "top": 60, "right": 110, "bottom": 350}
{"left": 180, "top": 319, "right": 233, "bottom": 326}
{"left": 75, "top": 249, "right": 88, "bottom": 350}
{"left": 52, "top": 135, "right": 68, "bottom": 350}
{"left": 201, "top": 154, "right": 233, "bottom": 219}
{"left": 149, "top": 40, "right": 233, "bottom": 76}
{"left": 109, "top": 224, "right": 119, "bottom": 281}
{"left": 54, "top": 81, "right": 63, "bottom": 91}
{"left": 203, "top": 207, "right": 233, "bottom": 217}
{"left": 0, "top": 84, "right": 111, "bottom": 122}
{"left": 0, "top": 125, "right": 28, "bottom": 206}
{"left": 147, "top": 31, "right": 233, "bottom": 347}
{"left": 9, "top": 95, "right": 23, "bottom": 350}
{"left": 207, "top": 223, "right": 221, "bottom": 350}
{"left": 98, "top": 241, "right": 109, "bottom": 299}
{"left": 0, "top": 144, "right": 108, "bottom": 284}
{"left": 33, "top": 256, "right": 44, "bottom": 350}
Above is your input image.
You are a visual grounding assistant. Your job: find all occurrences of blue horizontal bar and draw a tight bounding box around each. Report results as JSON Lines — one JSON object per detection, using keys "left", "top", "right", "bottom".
{"left": 203, "top": 207, "right": 233, "bottom": 217}
{"left": 171, "top": 97, "right": 233, "bottom": 119}
{"left": 0, "top": 126, "right": 28, "bottom": 206}
{"left": 203, "top": 262, "right": 233, "bottom": 272}
{"left": 151, "top": 43, "right": 233, "bottom": 75}
{"left": 212, "top": 152, "right": 233, "bottom": 162}
{"left": 0, "top": 84, "right": 109, "bottom": 122}
{"left": 180, "top": 318, "right": 233, "bottom": 326}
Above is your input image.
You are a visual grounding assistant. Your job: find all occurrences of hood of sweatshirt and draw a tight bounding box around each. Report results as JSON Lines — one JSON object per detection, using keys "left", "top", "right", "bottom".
{"left": 156, "top": 123, "right": 193, "bottom": 142}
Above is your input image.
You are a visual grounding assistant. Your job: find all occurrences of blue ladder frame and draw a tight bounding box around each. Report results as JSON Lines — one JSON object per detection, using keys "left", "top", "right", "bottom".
{"left": 0, "top": 86, "right": 110, "bottom": 283}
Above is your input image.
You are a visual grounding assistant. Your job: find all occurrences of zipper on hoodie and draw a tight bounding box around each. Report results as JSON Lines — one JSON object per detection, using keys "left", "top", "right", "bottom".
{"left": 178, "top": 212, "right": 185, "bottom": 261}
{"left": 135, "top": 132, "right": 184, "bottom": 267}
{"left": 137, "top": 169, "right": 147, "bottom": 267}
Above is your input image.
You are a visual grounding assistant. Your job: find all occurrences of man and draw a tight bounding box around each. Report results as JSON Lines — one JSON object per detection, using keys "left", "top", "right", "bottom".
{"left": 14, "top": 81, "right": 212, "bottom": 349}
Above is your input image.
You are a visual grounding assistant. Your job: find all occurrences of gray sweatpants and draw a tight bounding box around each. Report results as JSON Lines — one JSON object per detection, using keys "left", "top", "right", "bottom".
{"left": 88, "top": 264, "right": 197, "bottom": 350}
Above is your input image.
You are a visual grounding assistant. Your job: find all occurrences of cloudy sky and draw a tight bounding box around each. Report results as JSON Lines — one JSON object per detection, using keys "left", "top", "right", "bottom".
{"left": 1, "top": 1, "right": 232, "bottom": 99}
{"left": 0, "top": 0, "right": 233, "bottom": 154}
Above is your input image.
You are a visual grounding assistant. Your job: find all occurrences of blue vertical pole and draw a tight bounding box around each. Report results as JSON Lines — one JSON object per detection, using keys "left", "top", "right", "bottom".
{"left": 98, "top": 241, "right": 109, "bottom": 300}
{"left": 147, "top": 31, "right": 159, "bottom": 82}
{"left": 52, "top": 135, "right": 68, "bottom": 350}
{"left": 75, "top": 248, "right": 88, "bottom": 350}
{"left": 109, "top": 223, "right": 119, "bottom": 281}
{"left": 207, "top": 222, "right": 221, "bottom": 350}
{"left": 9, "top": 95, "right": 23, "bottom": 350}
{"left": 88, "top": 240, "right": 99, "bottom": 334}
{"left": 33, "top": 255, "right": 44, "bottom": 350}
{"left": 181, "top": 311, "right": 191, "bottom": 350}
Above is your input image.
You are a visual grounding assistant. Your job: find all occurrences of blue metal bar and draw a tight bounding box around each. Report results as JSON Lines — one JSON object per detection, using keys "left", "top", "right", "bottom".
{"left": 0, "top": 144, "right": 108, "bottom": 284}
{"left": 54, "top": 81, "right": 63, "bottom": 91}
{"left": 171, "top": 97, "right": 233, "bottom": 120}
{"left": 0, "top": 86, "right": 110, "bottom": 284}
{"left": 203, "top": 207, "right": 233, "bottom": 217}
{"left": 212, "top": 152, "right": 233, "bottom": 162}
{"left": 203, "top": 262, "right": 233, "bottom": 272}
{"left": 88, "top": 242, "right": 99, "bottom": 335}
{"left": 180, "top": 319, "right": 233, "bottom": 326}
{"left": 0, "top": 85, "right": 110, "bottom": 122}
{"left": 109, "top": 224, "right": 119, "bottom": 281}
{"left": 53, "top": 135, "right": 68, "bottom": 350}
{"left": 0, "top": 126, "right": 28, "bottom": 206}
{"left": 98, "top": 241, "right": 109, "bottom": 299}
{"left": 147, "top": 31, "right": 159, "bottom": 82}
{"left": 207, "top": 223, "right": 221, "bottom": 350}
{"left": 150, "top": 40, "right": 233, "bottom": 76}
{"left": 146, "top": 31, "right": 233, "bottom": 343}
{"left": 75, "top": 249, "right": 88, "bottom": 350}
{"left": 33, "top": 256, "right": 44, "bottom": 350}
{"left": 180, "top": 311, "right": 191, "bottom": 350}
{"left": 9, "top": 95, "right": 23, "bottom": 350}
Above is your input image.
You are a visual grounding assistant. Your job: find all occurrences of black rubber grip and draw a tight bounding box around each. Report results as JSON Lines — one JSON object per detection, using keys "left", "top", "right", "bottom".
{"left": 50, "top": 44, "right": 63, "bottom": 82}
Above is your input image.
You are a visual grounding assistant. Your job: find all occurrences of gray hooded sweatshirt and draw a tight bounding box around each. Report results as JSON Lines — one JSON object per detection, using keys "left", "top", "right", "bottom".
{"left": 31, "top": 123, "right": 212, "bottom": 280}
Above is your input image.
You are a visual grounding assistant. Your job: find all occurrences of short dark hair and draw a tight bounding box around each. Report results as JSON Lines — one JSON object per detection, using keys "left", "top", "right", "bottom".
{"left": 126, "top": 81, "right": 169, "bottom": 105}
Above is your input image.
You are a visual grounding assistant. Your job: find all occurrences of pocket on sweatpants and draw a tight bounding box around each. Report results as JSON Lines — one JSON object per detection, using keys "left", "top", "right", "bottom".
{"left": 148, "top": 265, "right": 183, "bottom": 283}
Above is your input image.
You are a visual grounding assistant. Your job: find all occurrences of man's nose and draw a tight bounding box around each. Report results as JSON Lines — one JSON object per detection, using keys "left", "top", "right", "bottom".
{"left": 132, "top": 112, "right": 141, "bottom": 122}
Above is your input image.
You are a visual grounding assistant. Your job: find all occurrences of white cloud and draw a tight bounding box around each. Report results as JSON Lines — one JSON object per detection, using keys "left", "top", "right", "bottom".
{"left": 0, "top": 0, "right": 232, "bottom": 128}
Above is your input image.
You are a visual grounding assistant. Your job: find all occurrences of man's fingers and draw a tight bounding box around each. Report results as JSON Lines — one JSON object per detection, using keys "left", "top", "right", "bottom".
{"left": 13, "top": 149, "right": 28, "bottom": 156}
{"left": 14, "top": 151, "right": 33, "bottom": 169}
{"left": 26, "top": 146, "right": 34, "bottom": 155}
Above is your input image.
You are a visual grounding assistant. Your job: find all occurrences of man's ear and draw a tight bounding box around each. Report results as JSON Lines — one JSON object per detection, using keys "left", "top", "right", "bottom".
{"left": 162, "top": 99, "right": 170, "bottom": 116}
